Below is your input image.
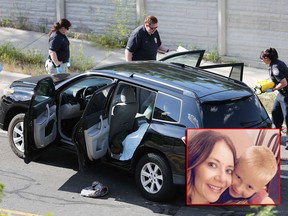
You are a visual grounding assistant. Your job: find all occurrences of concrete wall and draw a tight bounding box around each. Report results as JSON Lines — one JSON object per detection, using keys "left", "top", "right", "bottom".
{"left": 0, "top": 0, "right": 288, "bottom": 68}
{"left": 226, "top": 0, "right": 288, "bottom": 68}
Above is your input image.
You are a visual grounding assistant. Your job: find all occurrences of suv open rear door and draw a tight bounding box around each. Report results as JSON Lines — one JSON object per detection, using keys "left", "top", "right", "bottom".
{"left": 159, "top": 50, "right": 205, "bottom": 67}
{"left": 199, "top": 63, "right": 244, "bottom": 82}
{"left": 24, "top": 77, "right": 57, "bottom": 163}
{"left": 159, "top": 49, "right": 244, "bottom": 82}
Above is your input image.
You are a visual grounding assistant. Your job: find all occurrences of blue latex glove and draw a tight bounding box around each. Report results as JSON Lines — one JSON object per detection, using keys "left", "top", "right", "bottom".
{"left": 265, "top": 88, "right": 273, "bottom": 93}
{"left": 67, "top": 59, "right": 71, "bottom": 67}
{"left": 56, "top": 66, "right": 63, "bottom": 73}
{"left": 0, "top": 63, "right": 2, "bottom": 72}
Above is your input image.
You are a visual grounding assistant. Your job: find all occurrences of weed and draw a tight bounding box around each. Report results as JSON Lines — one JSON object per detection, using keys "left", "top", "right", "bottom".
{"left": 203, "top": 48, "right": 220, "bottom": 63}
{"left": 257, "top": 92, "right": 277, "bottom": 114}
{"left": 0, "top": 182, "right": 3, "bottom": 203}
{"left": 90, "top": 0, "right": 132, "bottom": 49}
{"left": 0, "top": 40, "right": 95, "bottom": 75}
{"left": 70, "top": 43, "right": 95, "bottom": 72}
{"left": 246, "top": 206, "right": 277, "bottom": 216}
{"left": 0, "top": 18, "right": 12, "bottom": 27}
{"left": 15, "top": 16, "right": 30, "bottom": 30}
{"left": 0, "top": 42, "right": 45, "bottom": 75}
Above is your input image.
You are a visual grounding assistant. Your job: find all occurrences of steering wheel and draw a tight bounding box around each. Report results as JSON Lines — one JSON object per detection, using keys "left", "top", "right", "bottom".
{"left": 83, "top": 86, "right": 96, "bottom": 104}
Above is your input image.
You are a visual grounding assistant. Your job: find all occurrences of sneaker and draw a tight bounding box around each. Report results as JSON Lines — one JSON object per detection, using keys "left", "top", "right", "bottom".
{"left": 80, "top": 181, "right": 108, "bottom": 198}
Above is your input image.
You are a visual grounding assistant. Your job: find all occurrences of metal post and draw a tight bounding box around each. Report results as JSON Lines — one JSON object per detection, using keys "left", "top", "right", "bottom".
{"left": 218, "top": 0, "right": 226, "bottom": 56}
{"left": 136, "top": 0, "right": 145, "bottom": 23}
{"left": 56, "top": 0, "right": 65, "bottom": 20}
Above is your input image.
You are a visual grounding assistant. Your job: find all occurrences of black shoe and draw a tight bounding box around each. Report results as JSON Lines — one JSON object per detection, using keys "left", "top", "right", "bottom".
{"left": 285, "top": 146, "right": 288, "bottom": 150}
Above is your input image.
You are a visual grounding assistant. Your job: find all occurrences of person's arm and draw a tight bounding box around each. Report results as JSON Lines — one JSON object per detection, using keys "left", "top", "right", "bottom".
{"left": 49, "top": 50, "right": 62, "bottom": 66}
{"left": 273, "top": 78, "right": 287, "bottom": 91}
{"left": 125, "top": 49, "right": 133, "bottom": 62}
{"left": 158, "top": 44, "right": 170, "bottom": 53}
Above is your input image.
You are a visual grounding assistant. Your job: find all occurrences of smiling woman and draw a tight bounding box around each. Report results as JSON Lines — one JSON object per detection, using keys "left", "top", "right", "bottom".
{"left": 186, "top": 130, "right": 237, "bottom": 205}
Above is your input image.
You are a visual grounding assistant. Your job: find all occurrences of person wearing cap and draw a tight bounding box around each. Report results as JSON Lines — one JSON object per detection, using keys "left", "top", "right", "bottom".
{"left": 125, "top": 15, "right": 171, "bottom": 61}
{"left": 45, "top": 18, "right": 71, "bottom": 74}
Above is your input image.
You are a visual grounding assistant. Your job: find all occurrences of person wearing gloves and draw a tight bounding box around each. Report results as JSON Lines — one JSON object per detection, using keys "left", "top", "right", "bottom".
{"left": 45, "top": 18, "right": 71, "bottom": 74}
{"left": 260, "top": 48, "right": 288, "bottom": 150}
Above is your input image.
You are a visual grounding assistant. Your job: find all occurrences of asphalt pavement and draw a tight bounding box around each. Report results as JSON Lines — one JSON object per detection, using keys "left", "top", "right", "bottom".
{"left": 0, "top": 27, "right": 288, "bottom": 215}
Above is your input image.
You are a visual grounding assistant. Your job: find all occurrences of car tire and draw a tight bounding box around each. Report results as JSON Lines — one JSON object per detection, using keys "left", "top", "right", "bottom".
{"left": 135, "top": 153, "right": 174, "bottom": 202}
{"left": 8, "top": 113, "right": 25, "bottom": 159}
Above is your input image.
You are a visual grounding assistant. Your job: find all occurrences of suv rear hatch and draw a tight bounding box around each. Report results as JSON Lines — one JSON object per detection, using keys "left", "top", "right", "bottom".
{"left": 200, "top": 93, "right": 272, "bottom": 128}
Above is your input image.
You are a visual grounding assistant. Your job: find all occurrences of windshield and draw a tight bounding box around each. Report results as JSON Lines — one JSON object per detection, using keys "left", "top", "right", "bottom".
{"left": 202, "top": 95, "right": 272, "bottom": 128}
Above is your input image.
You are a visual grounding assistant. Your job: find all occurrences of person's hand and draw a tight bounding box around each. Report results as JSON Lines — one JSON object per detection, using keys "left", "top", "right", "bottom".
{"left": 67, "top": 59, "right": 71, "bottom": 67}
{"left": 56, "top": 66, "right": 63, "bottom": 73}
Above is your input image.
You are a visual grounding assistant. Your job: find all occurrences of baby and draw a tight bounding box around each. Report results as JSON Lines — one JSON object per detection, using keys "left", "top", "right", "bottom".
{"left": 216, "top": 145, "right": 278, "bottom": 204}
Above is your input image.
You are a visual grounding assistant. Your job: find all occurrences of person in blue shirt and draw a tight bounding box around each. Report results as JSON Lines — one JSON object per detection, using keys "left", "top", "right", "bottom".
{"left": 260, "top": 48, "right": 288, "bottom": 150}
{"left": 125, "top": 15, "right": 171, "bottom": 61}
{"left": 45, "top": 18, "right": 71, "bottom": 74}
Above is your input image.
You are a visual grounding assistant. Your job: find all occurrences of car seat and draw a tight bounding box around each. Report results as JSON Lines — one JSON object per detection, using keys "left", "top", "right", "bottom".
{"left": 109, "top": 86, "right": 139, "bottom": 142}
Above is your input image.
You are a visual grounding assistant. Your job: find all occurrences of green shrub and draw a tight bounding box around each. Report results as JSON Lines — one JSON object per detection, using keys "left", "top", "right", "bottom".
{"left": 69, "top": 43, "right": 95, "bottom": 72}
{"left": 0, "top": 18, "right": 12, "bottom": 27}
{"left": 203, "top": 48, "right": 220, "bottom": 63}
{"left": 0, "top": 182, "right": 3, "bottom": 203}
{"left": 0, "top": 41, "right": 95, "bottom": 75}
{"left": 246, "top": 206, "right": 277, "bottom": 216}
{"left": 90, "top": 0, "right": 132, "bottom": 49}
{"left": 0, "top": 42, "right": 45, "bottom": 75}
{"left": 0, "top": 42, "right": 44, "bottom": 65}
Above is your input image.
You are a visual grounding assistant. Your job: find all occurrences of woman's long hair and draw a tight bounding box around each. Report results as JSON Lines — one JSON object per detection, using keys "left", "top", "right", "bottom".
{"left": 48, "top": 18, "right": 71, "bottom": 36}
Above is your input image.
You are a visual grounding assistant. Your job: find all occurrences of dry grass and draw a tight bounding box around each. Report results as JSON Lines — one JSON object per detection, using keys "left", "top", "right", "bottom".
{"left": 257, "top": 91, "right": 287, "bottom": 133}
{"left": 257, "top": 91, "right": 277, "bottom": 114}
{"left": 2, "top": 62, "right": 46, "bottom": 76}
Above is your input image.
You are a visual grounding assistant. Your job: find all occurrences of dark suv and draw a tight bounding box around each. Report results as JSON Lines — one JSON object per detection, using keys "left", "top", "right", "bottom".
{"left": 0, "top": 51, "right": 272, "bottom": 201}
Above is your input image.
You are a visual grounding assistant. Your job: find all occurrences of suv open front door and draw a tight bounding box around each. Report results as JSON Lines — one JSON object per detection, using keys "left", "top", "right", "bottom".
{"left": 24, "top": 77, "right": 56, "bottom": 163}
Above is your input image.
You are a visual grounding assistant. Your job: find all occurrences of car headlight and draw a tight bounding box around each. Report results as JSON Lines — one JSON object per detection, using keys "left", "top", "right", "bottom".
{"left": 3, "top": 87, "right": 14, "bottom": 95}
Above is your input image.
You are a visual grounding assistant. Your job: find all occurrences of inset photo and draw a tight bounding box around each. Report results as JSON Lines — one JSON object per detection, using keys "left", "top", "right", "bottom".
{"left": 186, "top": 128, "right": 280, "bottom": 206}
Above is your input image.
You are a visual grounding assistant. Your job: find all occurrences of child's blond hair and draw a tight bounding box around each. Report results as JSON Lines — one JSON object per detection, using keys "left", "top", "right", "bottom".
{"left": 237, "top": 146, "right": 277, "bottom": 185}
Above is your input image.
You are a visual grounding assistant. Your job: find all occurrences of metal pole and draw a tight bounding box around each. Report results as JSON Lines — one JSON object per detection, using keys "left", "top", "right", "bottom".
{"left": 56, "top": 0, "right": 65, "bottom": 20}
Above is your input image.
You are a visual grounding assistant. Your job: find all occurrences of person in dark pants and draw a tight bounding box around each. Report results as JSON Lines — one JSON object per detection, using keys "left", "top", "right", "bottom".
{"left": 125, "top": 15, "right": 171, "bottom": 61}
{"left": 45, "top": 18, "right": 71, "bottom": 74}
{"left": 260, "top": 48, "right": 288, "bottom": 149}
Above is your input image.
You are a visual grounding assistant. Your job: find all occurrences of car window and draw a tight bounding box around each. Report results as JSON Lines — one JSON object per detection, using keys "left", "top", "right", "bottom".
{"left": 84, "top": 83, "right": 115, "bottom": 116}
{"left": 153, "top": 93, "right": 181, "bottom": 123}
{"left": 33, "top": 78, "right": 54, "bottom": 105}
{"left": 110, "top": 83, "right": 157, "bottom": 121}
{"left": 202, "top": 95, "right": 270, "bottom": 128}
{"left": 159, "top": 50, "right": 205, "bottom": 67}
{"left": 61, "top": 77, "right": 113, "bottom": 109}
{"left": 67, "top": 77, "right": 113, "bottom": 97}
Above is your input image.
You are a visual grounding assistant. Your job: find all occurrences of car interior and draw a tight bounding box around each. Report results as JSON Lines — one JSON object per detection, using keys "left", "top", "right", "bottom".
{"left": 108, "top": 83, "right": 156, "bottom": 157}
{"left": 58, "top": 77, "right": 113, "bottom": 141}
{"left": 56, "top": 78, "right": 156, "bottom": 160}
